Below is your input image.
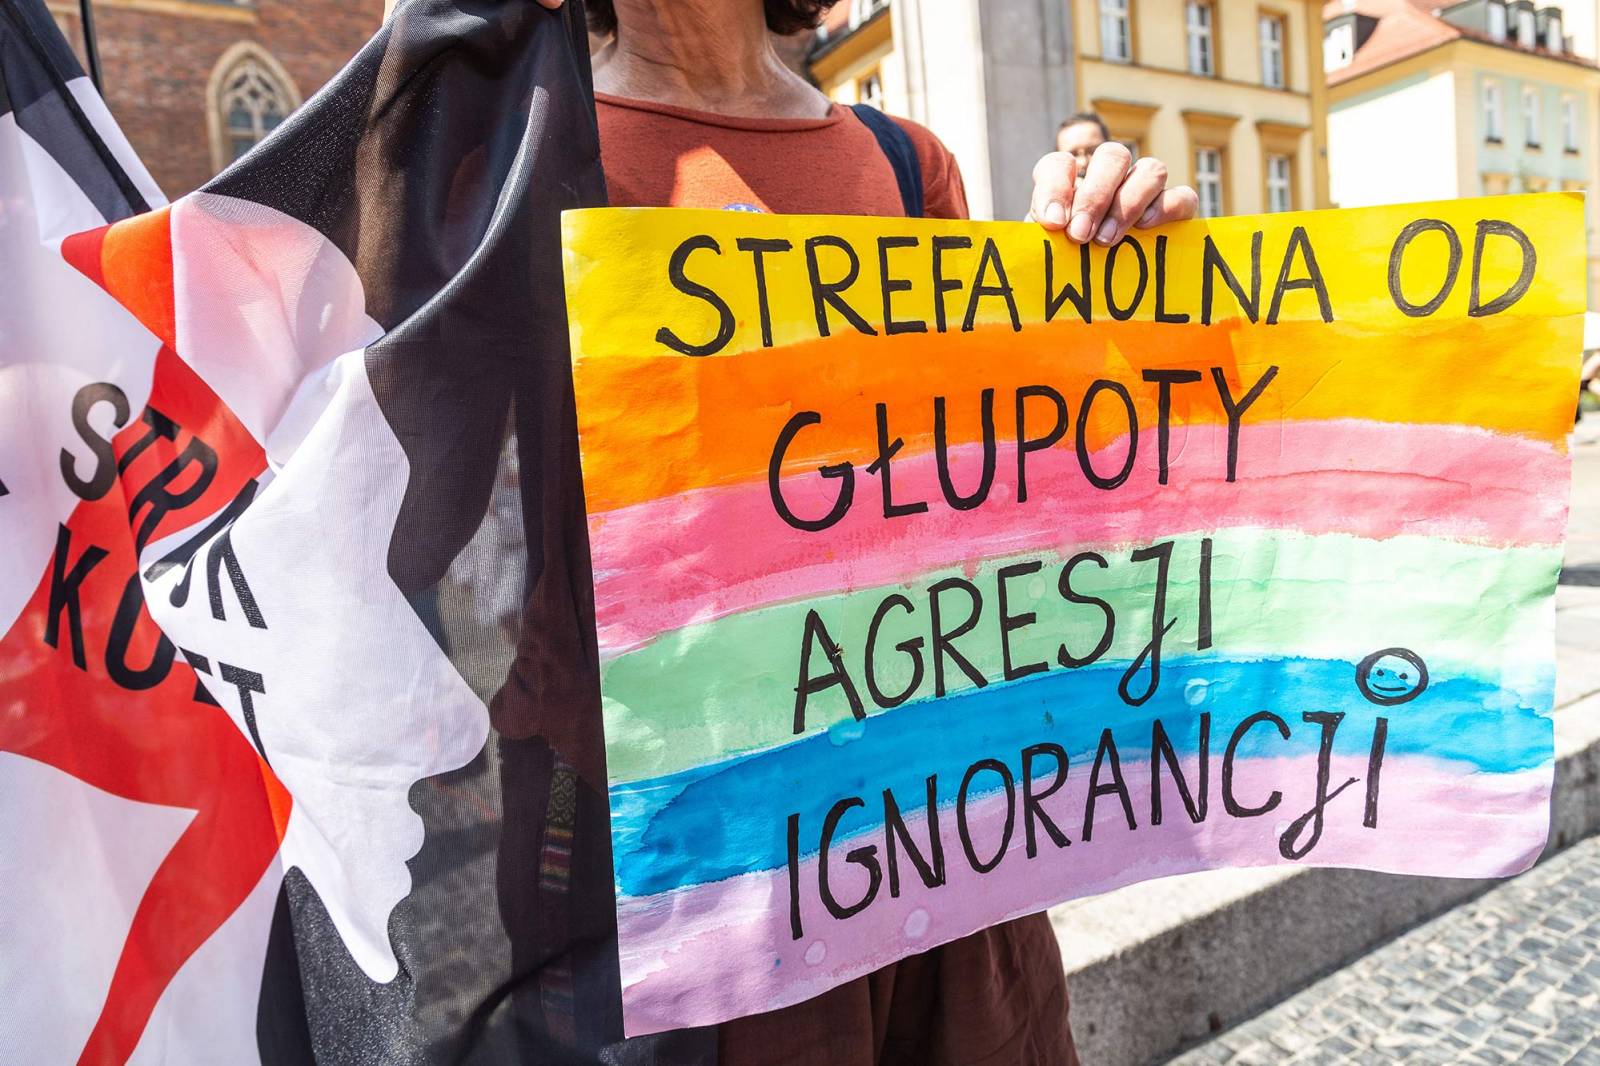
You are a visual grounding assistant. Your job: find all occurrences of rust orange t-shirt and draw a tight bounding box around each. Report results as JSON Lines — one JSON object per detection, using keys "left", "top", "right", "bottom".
{"left": 587, "top": 93, "right": 1076, "bottom": 1066}
{"left": 595, "top": 92, "right": 970, "bottom": 219}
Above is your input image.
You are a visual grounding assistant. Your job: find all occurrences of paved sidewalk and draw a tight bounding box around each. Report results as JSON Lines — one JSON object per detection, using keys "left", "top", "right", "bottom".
{"left": 1172, "top": 834, "right": 1600, "bottom": 1065}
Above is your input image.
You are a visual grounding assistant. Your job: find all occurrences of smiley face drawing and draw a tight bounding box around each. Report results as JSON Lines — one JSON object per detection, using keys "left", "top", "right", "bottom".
{"left": 1356, "top": 647, "right": 1430, "bottom": 706}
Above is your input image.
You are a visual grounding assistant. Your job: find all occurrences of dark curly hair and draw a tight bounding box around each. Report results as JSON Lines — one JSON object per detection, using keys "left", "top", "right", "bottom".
{"left": 586, "top": 0, "right": 838, "bottom": 37}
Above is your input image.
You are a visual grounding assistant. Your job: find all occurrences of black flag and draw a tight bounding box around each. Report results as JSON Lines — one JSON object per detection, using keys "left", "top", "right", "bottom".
{"left": 0, "top": 0, "right": 711, "bottom": 1061}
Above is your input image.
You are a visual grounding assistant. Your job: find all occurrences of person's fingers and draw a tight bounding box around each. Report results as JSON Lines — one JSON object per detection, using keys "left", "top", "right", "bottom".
{"left": 1094, "top": 156, "right": 1169, "bottom": 247}
{"left": 1028, "top": 152, "right": 1077, "bottom": 230}
{"left": 1133, "top": 185, "right": 1201, "bottom": 229}
{"left": 1064, "top": 141, "right": 1133, "bottom": 244}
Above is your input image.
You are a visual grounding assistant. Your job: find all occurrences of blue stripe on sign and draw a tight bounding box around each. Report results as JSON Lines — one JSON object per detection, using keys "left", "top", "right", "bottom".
{"left": 608, "top": 655, "right": 1552, "bottom": 897}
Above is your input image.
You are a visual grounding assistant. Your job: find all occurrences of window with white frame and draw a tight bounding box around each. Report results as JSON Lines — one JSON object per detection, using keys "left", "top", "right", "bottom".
{"left": 857, "top": 68, "right": 883, "bottom": 111}
{"left": 1100, "top": 0, "right": 1132, "bottom": 62}
{"left": 1563, "top": 96, "right": 1579, "bottom": 151}
{"left": 1324, "top": 22, "right": 1354, "bottom": 69}
{"left": 1518, "top": 6, "right": 1537, "bottom": 47}
{"left": 1488, "top": 1, "right": 1508, "bottom": 39}
{"left": 1259, "top": 14, "right": 1286, "bottom": 89}
{"left": 1266, "top": 154, "right": 1292, "bottom": 212}
{"left": 1546, "top": 12, "right": 1563, "bottom": 50}
{"left": 1196, "top": 147, "right": 1224, "bottom": 216}
{"left": 850, "top": 0, "right": 888, "bottom": 25}
{"left": 1484, "top": 79, "right": 1503, "bottom": 141}
{"left": 1186, "top": 1, "right": 1215, "bottom": 76}
{"left": 1523, "top": 86, "right": 1541, "bottom": 147}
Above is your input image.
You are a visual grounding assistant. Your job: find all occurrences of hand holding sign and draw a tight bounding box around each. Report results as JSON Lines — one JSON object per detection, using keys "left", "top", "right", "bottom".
{"left": 1029, "top": 142, "right": 1200, "bottom": 245}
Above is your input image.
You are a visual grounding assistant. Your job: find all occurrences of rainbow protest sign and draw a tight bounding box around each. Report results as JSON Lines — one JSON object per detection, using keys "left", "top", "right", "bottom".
{"left": 561, "top": 195, "right": 1580, "bottom": 1036}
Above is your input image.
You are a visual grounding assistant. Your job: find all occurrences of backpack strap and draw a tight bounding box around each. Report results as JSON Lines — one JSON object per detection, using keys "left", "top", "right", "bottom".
{"left": 849, "top": 103, "right": 925, "bottom": 219}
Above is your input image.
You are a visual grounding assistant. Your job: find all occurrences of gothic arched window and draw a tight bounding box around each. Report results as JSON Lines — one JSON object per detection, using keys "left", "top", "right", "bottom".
{"left": 207, "top": 45, "right": 300, "bottom": 173}
{"left": 223, "top": 61, "right": 287, "bottom": 160}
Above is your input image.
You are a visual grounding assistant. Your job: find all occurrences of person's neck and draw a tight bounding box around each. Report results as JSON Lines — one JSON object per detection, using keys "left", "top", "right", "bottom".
{"left": 593, "top": 0, "right": 830, "bottom": 119}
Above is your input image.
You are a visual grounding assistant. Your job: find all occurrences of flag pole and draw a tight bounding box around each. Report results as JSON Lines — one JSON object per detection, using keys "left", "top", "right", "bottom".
{"left": 79, "top": 0, "right": 103, "bottom": 93}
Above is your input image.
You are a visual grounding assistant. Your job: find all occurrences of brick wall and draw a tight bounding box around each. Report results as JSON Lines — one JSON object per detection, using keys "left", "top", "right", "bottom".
{"left": 51, "top": 0, "right": 382, "bottom": 197}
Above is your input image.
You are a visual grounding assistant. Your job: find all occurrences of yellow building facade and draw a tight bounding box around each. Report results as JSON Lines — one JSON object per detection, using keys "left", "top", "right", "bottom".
{"left": 1071, "top": 0, "right": 1332, "bottom": 214}
{"left": 1324, "top": 9, "right": 1600, "bottom": 308}
{"left": 812, "top": 5, "right": 899, "bottom": 125}
{"left": 811, "top": 0, "right": 1330, "bottom": 219}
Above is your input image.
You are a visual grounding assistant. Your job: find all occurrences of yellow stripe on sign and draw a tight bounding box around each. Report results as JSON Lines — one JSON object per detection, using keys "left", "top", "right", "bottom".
{"left": 561, "top": 194, "right": 1585, "bottom": 363}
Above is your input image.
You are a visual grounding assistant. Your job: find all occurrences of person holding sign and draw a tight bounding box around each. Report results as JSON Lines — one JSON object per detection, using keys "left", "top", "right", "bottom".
{"left": 495, "top": 0, "right": 1197, "bottom": 1063}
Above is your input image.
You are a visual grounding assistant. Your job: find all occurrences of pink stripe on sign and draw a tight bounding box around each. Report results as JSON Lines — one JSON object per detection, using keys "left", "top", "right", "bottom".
{"left": 613, "top": 753, "right": 1549, "bottom": 1037}
{"left": 589, "top": 420, "right": 1568, "bottom": 654}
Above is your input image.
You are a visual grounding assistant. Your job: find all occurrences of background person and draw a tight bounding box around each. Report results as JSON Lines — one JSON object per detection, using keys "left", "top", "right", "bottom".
{"left": 1055, "top": 111, "right": 1110, "bottom": 178}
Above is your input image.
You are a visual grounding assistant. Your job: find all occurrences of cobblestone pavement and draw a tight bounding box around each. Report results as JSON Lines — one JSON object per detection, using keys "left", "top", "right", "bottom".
{"left": 1171, "top": 834, "right": 1600, "bottom": 1065}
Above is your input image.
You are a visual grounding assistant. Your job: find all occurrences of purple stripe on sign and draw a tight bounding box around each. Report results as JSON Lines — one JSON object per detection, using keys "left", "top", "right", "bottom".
{"left": 614, "top": 753, "right": 1550, "bottom": 1037}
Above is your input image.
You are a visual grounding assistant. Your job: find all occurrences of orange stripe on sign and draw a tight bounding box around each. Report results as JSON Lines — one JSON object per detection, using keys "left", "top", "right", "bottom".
{"left": 573, "top": 313, "right": 1578, "bottom": 513}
